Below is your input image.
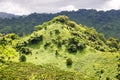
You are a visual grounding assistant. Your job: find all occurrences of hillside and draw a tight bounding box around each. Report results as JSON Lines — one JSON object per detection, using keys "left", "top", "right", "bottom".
{"left": 0, "top": 12, "right": 17, "bottom": 19}
{"left": 0, "top": 9, "right": 120, "bottom": 40}
{"left": 0, "top": 16, "right": 120, "bottom": 80}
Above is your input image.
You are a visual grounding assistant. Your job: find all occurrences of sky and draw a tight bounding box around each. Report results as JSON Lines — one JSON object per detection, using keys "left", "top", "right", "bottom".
{"left": 0, "top": 0, "right": 120, "bottom": 15}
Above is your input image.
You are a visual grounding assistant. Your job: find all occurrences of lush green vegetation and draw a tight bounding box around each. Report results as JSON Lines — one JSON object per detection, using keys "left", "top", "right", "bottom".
{"left": 0, "top": 15, "right": 120, "bottom": 80}
{"left": 0, "top": 62, "right": 83, "bottom": 80}
{"left": 0, "top": 9, "right": 120, "bottom": 40}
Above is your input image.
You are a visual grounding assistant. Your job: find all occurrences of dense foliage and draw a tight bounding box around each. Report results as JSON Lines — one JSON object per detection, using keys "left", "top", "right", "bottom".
{"left": 0, "top": 12, "right": 17, "bottom": 19}
{"left": 0, "top": 9, "right": 120, "bottom": 40}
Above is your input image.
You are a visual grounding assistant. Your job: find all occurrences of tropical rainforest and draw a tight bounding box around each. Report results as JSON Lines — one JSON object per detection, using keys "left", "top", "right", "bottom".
{"left": 0, "top": 15, "right": 120, "bottom": 80}
{"left": 0, "top": 9, "right": 120, "bottom": 40}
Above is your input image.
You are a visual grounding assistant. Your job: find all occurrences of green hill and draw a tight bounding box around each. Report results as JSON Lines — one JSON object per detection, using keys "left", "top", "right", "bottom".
{"left": 0, "top": 16, "right": 120, "bottom": 80}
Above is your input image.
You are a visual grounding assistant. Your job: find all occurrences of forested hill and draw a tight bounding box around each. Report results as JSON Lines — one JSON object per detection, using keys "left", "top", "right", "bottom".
{"left": 0, "top": 12, "right": 17, "bottom": 19}
{"left": 0, "top": 9, "right": 120, "bottom": 40}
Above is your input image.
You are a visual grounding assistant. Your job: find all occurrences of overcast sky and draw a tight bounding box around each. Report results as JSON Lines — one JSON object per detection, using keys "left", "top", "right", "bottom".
{"left": 0, "top": 0, "right": 120, "bottom": 15}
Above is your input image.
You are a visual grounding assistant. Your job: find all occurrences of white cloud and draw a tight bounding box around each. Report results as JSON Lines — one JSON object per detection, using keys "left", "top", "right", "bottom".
{"left": 59, "top": 5, "right": 78, "bottom": 11}
{"left": 0, "top": 0, "right": 119, "bottom": 15}
{"left": 0, "top": 1, "right": 30, "bottom": 15}
{"left": 100, "top": 0, "right": 120, "bottom": 10}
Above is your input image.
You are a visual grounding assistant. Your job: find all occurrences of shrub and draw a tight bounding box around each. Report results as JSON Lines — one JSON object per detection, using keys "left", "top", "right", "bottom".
{"left": 69, "top": 38, "right": 79, "bottom": 45}
{"left": 106, "top": 77, "right": 110, "bottom": 80}
{"left": 52, "top": 39, "right": 57, "bottom": 44}
{"left": 99, "top": 47, "right": 105, "bottom": 52}
{"left": 0, "top": 58, "right": 5, "bottom": 63}
{"left": 55, "top": 29, "right": 60, "bottom": 35}
{"left": 20, "top": 47, "right": 32, "bottom": 55}
{"left": 62, "top": 39, "right": 68, "bottom": 44}
{"left": 35, "top": 57, "right": 37, "bottom": 59}
{"left": 19, "top": 55, "right": 26, "bottom": 62}
{"left": 0, "top": 37, "right": 6, "bottom": 45}
{"left": 5, "top": 33, "right": 19, "bottom": 40}
{"left": 53, "top": 15, "right": 69, "bottom": 23}
{"left": 109, "top": 48, "right": 117, "bottom": 52}
{"left": 116, "top": 74, "right": 120, "bottom": 80}
{"left": 50, "top": 31, "right": 52, "bottom": 36}
{"left": 29, "top": 35, "right": 43, "bottom": 44}
{"left": 107, "top": 38, "right": 119, "bottom": 50}
{"left": 95, "top": 45, "right": 106, "bottom": 52}
{"left": 57, "top": 42, "right": 62, "bottom": 48}
{"left": 67, "top": 44, "right": 77, "bottom": 53}
{"left": 67, "top": 21, "right": 76, "bottom": 28}
{"left": 66, "top": 58, "right": 73, "bottom": 66}
{"left": 55, "top": 50, "right": 59, "bottom": 57}
{"left": 44, "top": 26, "right": 47, "bottom": 30}
{"left": 77, "top": 42, "right": 86, "bottom": 50}
{"left": 100, "top": 70, "right": 104, "bottom": 74}
{"left": 44, "top": 42, "right": 51, "bottom": 49}
{"left": 35, "top": 25, "right": 43, "bottom": 31}
{"left": 15, "top": 41, "right": 27, "bottom": 50}
{"left": 88, "top": 35, "right": 96, "bottom": 41}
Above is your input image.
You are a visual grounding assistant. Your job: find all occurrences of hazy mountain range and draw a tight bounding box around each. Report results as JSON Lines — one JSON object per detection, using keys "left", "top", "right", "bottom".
{"left": 0, "top": 12, "right": 18, "bottom": 19}
{"left": 0, "top": 9, "right": 120, "bottom": 40}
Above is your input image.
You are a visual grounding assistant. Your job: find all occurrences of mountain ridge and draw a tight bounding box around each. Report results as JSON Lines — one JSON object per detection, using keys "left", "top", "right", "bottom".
{"left": 0, "top": 9, "right": 120, "bottom": 40}
{"left": 0, "top": 12, "right": 18, "bottom": 19}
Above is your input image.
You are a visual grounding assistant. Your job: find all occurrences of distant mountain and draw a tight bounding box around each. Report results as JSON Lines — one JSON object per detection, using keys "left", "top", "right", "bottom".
{"left": 0, "top": 12, "right": 18, "bottom": 19}
{"left": 0, "top": 9, "right": 120, "bottom": 40}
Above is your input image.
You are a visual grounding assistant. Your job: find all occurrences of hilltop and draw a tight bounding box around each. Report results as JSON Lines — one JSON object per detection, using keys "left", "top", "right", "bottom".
{"left": 0, "top": 9, "right": 120, "bottom": 40}
{"left": 0, "top": 16, "right": 120, "bottom": 80}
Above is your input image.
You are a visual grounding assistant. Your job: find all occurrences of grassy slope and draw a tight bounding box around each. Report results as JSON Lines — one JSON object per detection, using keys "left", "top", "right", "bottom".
{"left": 26, "top": 46, "right": 119, "bottom": 80}
{"left": 0, "top": 62, "right": 82, "bottom": 80}
{"left": 0, "top": 46, "right": 119, "bottom": 80}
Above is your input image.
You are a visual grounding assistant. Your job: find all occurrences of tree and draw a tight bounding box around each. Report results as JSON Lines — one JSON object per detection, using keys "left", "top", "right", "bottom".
{"left": 20, "top": 47, "right": 32, "bottom": 55}
{"left": 66, "top": 58, "right": 73, "bottom": 66}
{"left": 5, "top": 33, "right": 19, "bottom": 40}
{"left": 68, "top": 44, "right": 77, "bottom": 53}
{"left": 19, "top": 55, "right": 26, "bottom": 62}
{"left": 107, "top": 37, "right": 119, "bottom": 50}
